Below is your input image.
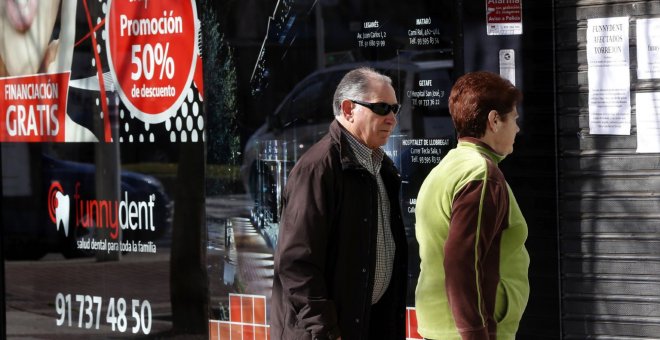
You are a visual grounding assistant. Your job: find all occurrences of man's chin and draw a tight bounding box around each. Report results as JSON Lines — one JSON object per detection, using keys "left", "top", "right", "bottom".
{"left": 376, "top": 138, "right": 391, "bottom": 148}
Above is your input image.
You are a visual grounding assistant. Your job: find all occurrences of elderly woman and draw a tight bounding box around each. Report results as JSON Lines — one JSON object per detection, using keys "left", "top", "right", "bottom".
{"left": 414, "top": 71, "right": 529, "bottom": 340}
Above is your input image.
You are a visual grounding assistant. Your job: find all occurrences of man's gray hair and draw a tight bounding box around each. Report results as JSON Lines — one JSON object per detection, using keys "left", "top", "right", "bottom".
{"left": 332, "top": 67, "right": 392, "bottom": 117}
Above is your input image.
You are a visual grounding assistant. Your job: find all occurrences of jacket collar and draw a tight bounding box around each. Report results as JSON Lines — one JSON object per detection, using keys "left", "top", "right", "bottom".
{"left": 458, "top": 137, "right": 506, "bottom": 164}
{"left": 329, "top": 119, "right": 395, "bottom": 171}
{"left": 330, "top": 119, "right": 362, "bottom": 170}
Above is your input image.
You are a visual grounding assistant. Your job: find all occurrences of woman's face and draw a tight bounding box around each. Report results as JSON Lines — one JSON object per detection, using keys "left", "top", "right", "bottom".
{"left": 490, "top": 106, "right": 520, "bottom": 156}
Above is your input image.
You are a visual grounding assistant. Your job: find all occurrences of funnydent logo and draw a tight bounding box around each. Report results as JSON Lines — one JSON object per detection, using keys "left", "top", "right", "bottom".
{"left": 48, "top": 181, "right": 158, "bottom": 240}
{"left": 48, "top": 181, "right": 71, "bottom": 237}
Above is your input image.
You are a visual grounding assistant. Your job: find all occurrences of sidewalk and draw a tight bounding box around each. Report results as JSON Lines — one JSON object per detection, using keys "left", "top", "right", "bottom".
{"left": 206, "top": 195, "right": 274, "bottom": 312}
{"left": 206, "top": 195, "right": 274, "bottom": 340}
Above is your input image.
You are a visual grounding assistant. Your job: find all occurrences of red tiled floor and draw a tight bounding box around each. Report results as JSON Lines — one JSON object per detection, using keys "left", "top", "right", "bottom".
{"left": 243, "top": 324, "right": 255, "bottom": 340}
{"left": 255, "top": 325, "right": 268, "bottom": 340}
{"left": 209, "top": 322, "right": 219, "bottom": 340}
{"left": 219, "top": 323, "right": 231, "bottom": 339}
{"left": 230, "top": 323, "right": 242, "bottom": 339}
{"left": 230, "top": 295, "right": 242, "bottom": 323}
{"left": 407, "top": 308, "right": 422, "bottom": 339}
{"left": 242, "top": 296, "right": 254, "bottom": 323}
{"left": 213, "top": 297, "right": 418, "bottom": 339}
{"left": 210, "top": 294, "right": 271, "bottom": 339}
{"left": 254, "top": 296, "right": 266, "bottom": 325}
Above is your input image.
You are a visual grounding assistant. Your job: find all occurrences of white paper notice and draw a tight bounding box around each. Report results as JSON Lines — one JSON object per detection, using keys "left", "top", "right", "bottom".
{"left": 636, "top": 18, "right": 660, "bottom": 79}
{"left": 587, "top": 17, "right": 631, "bottom": 135}
{"left": 635, "top": 92, "right": 660, "bottom": 153}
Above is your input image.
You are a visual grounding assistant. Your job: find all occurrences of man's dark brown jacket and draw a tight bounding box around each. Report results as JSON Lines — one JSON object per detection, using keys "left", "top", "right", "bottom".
{"left": 271, "top": 120, "right": 408, "bottom": 340}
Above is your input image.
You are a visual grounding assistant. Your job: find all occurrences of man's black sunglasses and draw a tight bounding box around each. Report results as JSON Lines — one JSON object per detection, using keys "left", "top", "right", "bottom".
{"left": 351, "top": 99, "right": 401, "bottom": 116}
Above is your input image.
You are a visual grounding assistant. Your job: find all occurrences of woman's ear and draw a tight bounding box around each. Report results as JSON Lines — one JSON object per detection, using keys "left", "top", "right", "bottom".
{"left": 487, "top": 110, "right": 499, "bottom": 133}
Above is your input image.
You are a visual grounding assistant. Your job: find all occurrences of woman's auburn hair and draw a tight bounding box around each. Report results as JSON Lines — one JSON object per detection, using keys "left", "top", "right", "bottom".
{"left": 448, "top": 71, "right": 522, "bottom": 138}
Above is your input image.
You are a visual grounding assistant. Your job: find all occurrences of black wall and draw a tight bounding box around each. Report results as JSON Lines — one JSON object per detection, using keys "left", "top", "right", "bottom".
{"left": 462, "top": 1, "right": 560, "bottom": 338}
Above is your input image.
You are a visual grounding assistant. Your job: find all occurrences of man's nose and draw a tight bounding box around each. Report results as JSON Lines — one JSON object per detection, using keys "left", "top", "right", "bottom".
{"left": 385, "top": 111, "right": 397, "bottom": 123}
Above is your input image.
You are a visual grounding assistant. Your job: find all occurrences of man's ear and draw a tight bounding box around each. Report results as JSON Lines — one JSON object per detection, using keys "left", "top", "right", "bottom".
{"left": 340, "top": 100, "right": 354, "bottom": 120}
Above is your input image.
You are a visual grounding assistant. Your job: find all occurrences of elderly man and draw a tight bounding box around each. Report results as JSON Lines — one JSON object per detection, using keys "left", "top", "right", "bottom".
{"left": 271, "top": 67, "right": 408, "bottom": 340}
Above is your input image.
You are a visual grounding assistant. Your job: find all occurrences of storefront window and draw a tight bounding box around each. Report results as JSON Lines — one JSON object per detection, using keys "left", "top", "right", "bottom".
{"left": 205, "top": 1, "right": 457, "bottom": 338}
{"left": 2, "top": 0, "right": 459, "bottom": 338}
{"left": 2, "top": 0, "right": 208, "bottom": 337}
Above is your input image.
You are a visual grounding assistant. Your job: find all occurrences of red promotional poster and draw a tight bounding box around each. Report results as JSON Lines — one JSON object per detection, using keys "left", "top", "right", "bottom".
{"left": 0, "top": 0, "right": 204, "bottom": 143}
{"left": 106, "top": 0, "right": 198, "bottom": 124}
{"left": 0, "top": 73, "right": 69, "bottom": 142}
